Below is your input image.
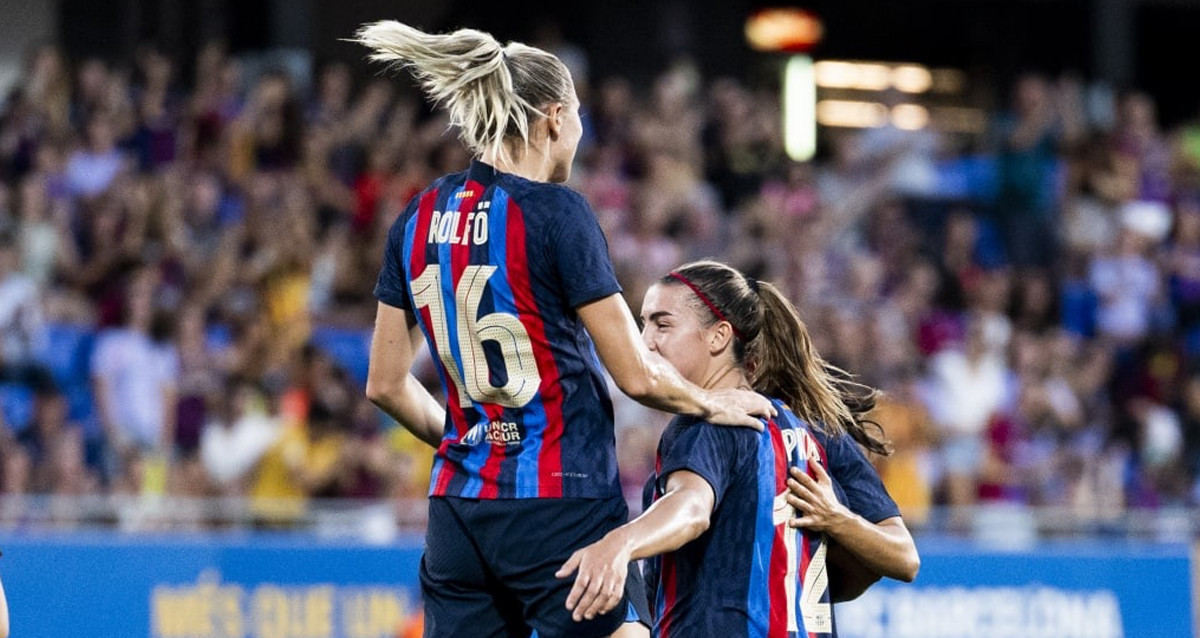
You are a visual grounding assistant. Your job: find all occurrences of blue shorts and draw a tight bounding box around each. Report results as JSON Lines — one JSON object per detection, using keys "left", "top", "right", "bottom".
{"left": 421, "top": 495, "right": 651, "bottom": 638}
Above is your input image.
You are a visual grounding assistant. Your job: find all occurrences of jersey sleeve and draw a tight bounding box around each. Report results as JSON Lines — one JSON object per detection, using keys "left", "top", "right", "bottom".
{"left": 373, "top": 196, "right": 420, "bottom": 310}
{"left": 657, "top": 421, "right": 753, "bottom": 510}
{"left": 545, "top": 188, "right": 622, "bottom": 308}
{"left": 823, "top": 431, "right": 902, "bottom": 523}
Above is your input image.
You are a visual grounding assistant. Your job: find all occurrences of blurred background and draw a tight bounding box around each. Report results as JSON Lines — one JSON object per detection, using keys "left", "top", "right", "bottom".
{"left": 2, "top": 0, "right": 1199, "bottom": 636}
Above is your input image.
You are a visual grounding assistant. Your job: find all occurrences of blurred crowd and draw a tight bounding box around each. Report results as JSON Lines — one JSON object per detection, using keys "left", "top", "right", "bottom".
{"left": 3, "top": 36, "right": 1200, "bottom": 534}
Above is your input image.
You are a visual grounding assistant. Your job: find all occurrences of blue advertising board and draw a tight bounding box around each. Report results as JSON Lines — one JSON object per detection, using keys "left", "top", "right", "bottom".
{"left": 836, "top": 538, "right": 1194, "bottom": 638}
{"left": 0, "top": 533, "right": 1192, "bottom": 638}
{"left": 1, "top": 532, "right": 425, "bottom": 638}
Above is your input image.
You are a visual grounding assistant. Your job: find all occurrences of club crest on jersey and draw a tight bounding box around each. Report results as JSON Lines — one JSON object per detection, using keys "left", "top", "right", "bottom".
{"left": 462, "top": 420, "right": 524, "bottom": 446}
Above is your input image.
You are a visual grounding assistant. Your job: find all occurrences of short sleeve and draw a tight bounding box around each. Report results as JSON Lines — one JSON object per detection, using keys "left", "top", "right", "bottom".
{"left": 374, "top": 197, "right": 420, "bottom": 310}
{"left": 657, "top": 421, "right": 752, "bottom": 510}
{"left": 823, "top": 432, "right": 901, "bottom": 524}
{"left": 545, "top": 188, "right": 621, "bottom": 308}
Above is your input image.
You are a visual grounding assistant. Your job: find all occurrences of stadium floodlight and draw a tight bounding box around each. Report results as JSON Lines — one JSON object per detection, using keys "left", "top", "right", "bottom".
{"left": 745, "top": 8, "right": 822, "bottom": 161}
{"left": 784, "top": 55, "right": 817, "bottom": 161}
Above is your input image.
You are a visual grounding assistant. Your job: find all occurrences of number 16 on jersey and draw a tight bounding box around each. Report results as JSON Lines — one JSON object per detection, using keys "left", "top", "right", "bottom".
{"left": 411, "top": 264, "right": 541, "bottom": 408}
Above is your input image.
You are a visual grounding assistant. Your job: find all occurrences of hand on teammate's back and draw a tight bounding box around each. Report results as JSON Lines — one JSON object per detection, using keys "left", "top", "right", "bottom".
{"left": 702, "top": 387, "right": 776, "bottom": 430}
{"left": 785, "top": 462, "right": 849, "bottom": 532}
{"left": 555, "top": 531, "right": 631, "bottom": 622}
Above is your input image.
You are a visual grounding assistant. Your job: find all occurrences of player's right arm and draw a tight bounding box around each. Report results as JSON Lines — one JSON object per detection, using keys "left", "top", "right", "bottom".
{"left": 367, "top": 193, "right": 446, "bottom": 449}
{"left": 557, "top": 421, "right": 744, "bottom": 622}
{"left": 579, "top": 294, "right": 773, "bottom": 428}
{"left": 555, "top": 469, "right": 714, "bottom": 621}
{"left": 546, "top": 187, "right": 773, "bottom": 428}
{"left": 365, "top": 301, "right": 446, "bottom": 448}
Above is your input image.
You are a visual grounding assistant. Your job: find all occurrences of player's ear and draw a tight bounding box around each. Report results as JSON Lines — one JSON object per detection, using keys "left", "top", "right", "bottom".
{"left": 707, "top": 321, "right": 735, "bottom": 355}
{"left": 545, "top": 102, "right": 564, "bottom": 141}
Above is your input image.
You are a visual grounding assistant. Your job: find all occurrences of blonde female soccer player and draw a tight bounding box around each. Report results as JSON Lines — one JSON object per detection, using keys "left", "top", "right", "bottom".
{"left": 355, "top": 23, "right": 773, "bottom": 638}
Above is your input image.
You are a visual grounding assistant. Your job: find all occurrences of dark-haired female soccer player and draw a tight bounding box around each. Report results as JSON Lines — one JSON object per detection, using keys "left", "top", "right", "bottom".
{"left": 355, "top": 23, "right": 774, "bottom": 638}
{"left": 559, "top": 261, "right": 919, "bottom": 637}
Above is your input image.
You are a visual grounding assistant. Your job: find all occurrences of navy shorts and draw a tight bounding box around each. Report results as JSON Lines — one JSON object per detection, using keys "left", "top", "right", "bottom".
{"left": 421, "top": 495, "right": 651, "bottom": 638}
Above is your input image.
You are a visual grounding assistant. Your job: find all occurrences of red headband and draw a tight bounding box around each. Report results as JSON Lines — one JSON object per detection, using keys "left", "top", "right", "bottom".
{"left": 668, "top": 272, "right": 747, "bottom": 340}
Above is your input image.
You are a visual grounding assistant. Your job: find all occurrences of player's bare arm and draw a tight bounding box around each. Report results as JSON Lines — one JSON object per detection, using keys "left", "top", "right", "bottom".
{"left": 786, "top": 462, "right": 920, "bottom": 582}
{"left": 579, "top": 293, "right": 774, "bottom": 428}
{"left": 365, "top": 301, "right": 446, "bottom": 448}
{"left": 556, "top": 470, "right": 714, "bottom": 621}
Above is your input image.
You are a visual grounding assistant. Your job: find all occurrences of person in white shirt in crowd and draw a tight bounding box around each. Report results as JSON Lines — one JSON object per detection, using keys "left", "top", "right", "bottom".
{"left": 64, "top": 113, "right": 127, "bottom": 199}
{"left": 200, "top": 378, "right": 281, "bottom": 495}
{"left": 1089, "top": 200, "right": 1171, "bottom": 344}
{"left": 0, "top": 230, "right": 51, "bottom": 393}
{"left": 923, "top": 314, "right": 1012, "bottom": 517}
{"left": 90, "top": 265, "right": 179, "bottom": 475}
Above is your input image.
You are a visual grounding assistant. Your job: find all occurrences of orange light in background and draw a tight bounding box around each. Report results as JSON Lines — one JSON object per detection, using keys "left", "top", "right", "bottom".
{"left": 814, "top": 61, "right": 892, "bottom": 91}
{"left": 891, "top": 65, "right": 933, "bottom": 93}
{"left": 815, "top": 100, "right": 890, "bottom": 128}
{"left": 815, "top": 60, "right": 935, "bottom": 93}
{"left": 745, "top": 8, "right": 824, "bottom": 53}
{"left": 891, "top": 104, "right": 930, "bottom": 130}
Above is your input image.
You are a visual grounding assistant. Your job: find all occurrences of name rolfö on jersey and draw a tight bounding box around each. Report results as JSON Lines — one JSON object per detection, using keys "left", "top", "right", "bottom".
{"left": 427, "top": 195, "right": 490, "bottom": 246}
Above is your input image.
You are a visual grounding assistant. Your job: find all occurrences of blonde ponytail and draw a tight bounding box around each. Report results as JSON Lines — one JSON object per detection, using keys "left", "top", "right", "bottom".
{"left": 353, "top": 21, "right": 573, "bottom": 165}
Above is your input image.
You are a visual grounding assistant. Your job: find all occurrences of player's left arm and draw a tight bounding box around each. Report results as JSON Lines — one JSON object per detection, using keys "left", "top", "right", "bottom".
{"left": 786, "top": 461, "right": 919, "bottom": 583}
{"left": 555, "top": 470, "right": 715, "bottom": 622}
{"left": 365, "top": 301, "right": 446, "bottom": 448}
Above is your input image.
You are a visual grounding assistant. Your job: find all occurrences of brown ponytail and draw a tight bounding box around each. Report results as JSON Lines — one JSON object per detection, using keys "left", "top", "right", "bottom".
{"left": 750, "top": 282, "right": 890, "bottom": 455}
{"left": 663, "top": 261, "right": 891, "bottom": 456}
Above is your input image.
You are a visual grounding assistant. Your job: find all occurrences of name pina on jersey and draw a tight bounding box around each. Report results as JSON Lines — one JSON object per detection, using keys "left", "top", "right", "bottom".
{"left": 780, "top": 426, "right": 823, "bottom": 465}
{"left": 428, "top": 199, "right": 490, "bottom": 246}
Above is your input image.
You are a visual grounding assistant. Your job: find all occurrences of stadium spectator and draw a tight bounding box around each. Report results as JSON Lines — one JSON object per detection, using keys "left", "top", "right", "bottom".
{"left": 90, "top": 265, "right": 180, "bottom": 473}
{"left": 869, "top": 367, "right": 936, "bottom": 525}
{"left": 249, "top": 396, "right": 346, "bottom": 526}
{"left": 200, "top": 377, "right": 280, "bottom": 496}
{"left": 923, "top": 314, "right": 1010, "bottom": 513}
{"left": 0, "top": 230, "right": 47, "bottom": 380}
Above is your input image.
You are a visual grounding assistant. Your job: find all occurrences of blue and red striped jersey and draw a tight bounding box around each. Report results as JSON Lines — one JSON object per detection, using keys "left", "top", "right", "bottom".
{"left": 644, "top": 398, "right": 835, "bottom": 638}
{"left": 375, "top": 160, "right": 623, "bottom": 499}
